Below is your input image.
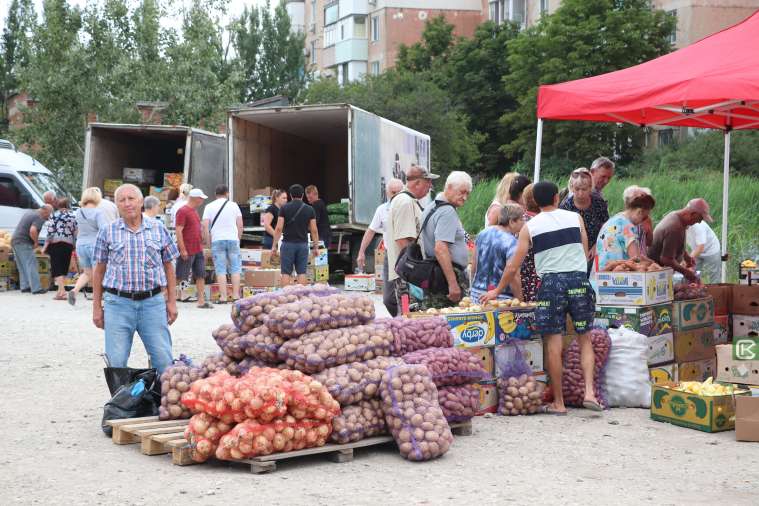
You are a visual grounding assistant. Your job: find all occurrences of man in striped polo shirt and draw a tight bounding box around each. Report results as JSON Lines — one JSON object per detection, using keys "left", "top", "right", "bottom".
{"left": 481, "top": 181, "right": 600, "bottom": 414}
{"left": 92, "top": 184, "right": 180, "bottom": 374}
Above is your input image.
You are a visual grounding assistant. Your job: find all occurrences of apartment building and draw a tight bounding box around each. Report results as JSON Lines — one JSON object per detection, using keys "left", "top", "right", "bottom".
{"left": 285, "top": 0, "right": 306, "bottom": 33}
{"left": 301, "top": 0, "right": 486, "bottom": 83}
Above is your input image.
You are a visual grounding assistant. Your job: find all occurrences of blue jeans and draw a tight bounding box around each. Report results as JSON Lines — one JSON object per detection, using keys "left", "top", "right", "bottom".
{"left": 103, "top": 292, "right": 173, "bottom": 374}
{"left": 12, "top": 242, "right": 41, "bottom": 292}
{"left": 211, "top": 240, "right": 242, "bottom": 275}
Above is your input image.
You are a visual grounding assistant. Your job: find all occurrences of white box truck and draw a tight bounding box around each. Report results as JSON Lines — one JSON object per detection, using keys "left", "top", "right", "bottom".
{"left": 227, "top": 103, "right": 431, "bottom": 267}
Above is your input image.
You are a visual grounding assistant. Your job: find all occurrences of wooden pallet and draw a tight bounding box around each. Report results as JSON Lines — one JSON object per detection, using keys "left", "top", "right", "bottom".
{"left": 106, "top": 416, "right": 190, "bottom": 455}
{"left": 170, "top": 420, "right": 472, "bottom": 473}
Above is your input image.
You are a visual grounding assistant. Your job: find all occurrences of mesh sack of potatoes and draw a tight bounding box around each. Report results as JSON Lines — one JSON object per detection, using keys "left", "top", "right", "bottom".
{"left": 240, "top": 325, "right": 285, "bottom": 364}
{"left": 402, "top": 347, "right": 488, "bottom": 387}
{"left": 381, "top": 316, "right": 453, "bottom": 355}
{"left": 159, "top": 355, "right": 206, "bottom": 420}
{"left": 231, "top": 284, "right": 338, "bottom": 332}
{"left": 266, "top": 294, "right": 375, "bottom": 339}
{"left": 313, "top": 356, "right": 405, "bottom": 406}
{"left": 215, "top": 416, "right": 332, "bottom": 460}
{"left": 183, "top": 412, "right": 235, "bottom": 463}
{"left": 330, "top": 399, "right": 386, "bottom": 444}
{"left": 212, "top": 323, "right": 247, "bottom": 360}
{"left": 437, "top": 384, "right": 479, "bottom": 423}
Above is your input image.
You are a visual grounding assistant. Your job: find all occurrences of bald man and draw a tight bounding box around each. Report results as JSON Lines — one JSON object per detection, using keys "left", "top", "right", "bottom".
{"left": 356, "top": 177, "right": 404, "bottom": 272}
{"left": 92, "top": 184, "right": 179, "bottom": 374}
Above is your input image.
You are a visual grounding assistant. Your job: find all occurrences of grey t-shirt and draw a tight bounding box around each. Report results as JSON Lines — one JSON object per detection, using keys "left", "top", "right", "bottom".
{"left": 75, "top": 207, "right": 108, "bottom": 246}
{"left": 12, "top": 210, "right": 46, "bottom": 246}
{"left": 420, "top": 196, "right": 468, "bottom": 268}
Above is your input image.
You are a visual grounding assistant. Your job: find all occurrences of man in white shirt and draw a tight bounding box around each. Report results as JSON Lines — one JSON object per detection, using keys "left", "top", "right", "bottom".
{"left": 356, "top": 178, "right": 404, "bottom": 272}
{"left": 202, "top": 184, "right": 243, "bottom": 302}
{"left": 686, "top": 221, "right": 721, "bottom": 283}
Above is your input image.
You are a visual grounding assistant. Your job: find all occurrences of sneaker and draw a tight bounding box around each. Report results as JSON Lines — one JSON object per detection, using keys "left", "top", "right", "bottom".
{"left": 32, "top": 289, "right": 47, "bottom": 294}
{"left": 68, "top": 291, "right": 77, "bottom": 306}
{"left": 21, "top": 288, "right": 31, "bottom": 293}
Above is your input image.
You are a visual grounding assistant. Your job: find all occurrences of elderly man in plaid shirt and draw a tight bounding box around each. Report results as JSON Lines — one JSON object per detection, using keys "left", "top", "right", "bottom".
{"left": 92, "top": 184, "right": 179, "bottom": 373}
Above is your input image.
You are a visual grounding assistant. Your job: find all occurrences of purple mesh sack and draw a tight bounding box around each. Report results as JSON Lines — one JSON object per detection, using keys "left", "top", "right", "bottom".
{"left": 231, "top": 284, "right": 338, "bottom": 332}
{"left": 437, "top": 384, "right": 479, "bottom": 423}
{"left": 313, "top": 356, "right": 405, "bottom": 406}
{"left": 240, "top": 325, "right": 284, "bottom": 364}
{"left": 495, "top": 340, "right": 545, "bottom": 416}
{"left": 329, "top": 399, "right": 387, "bottom": 444}
{"left": 159, "top": 354, "right": 205, "bottom": 420}
{"left": 402, "top": 348, "right": 488, "bottom": 387}
{"left": 212, "top": 323, "right": 247, "bottom": 360}
{"left": 266, "top": 294, "right": 375, "bottom": 339}
{"left": 381, "top": 316, "right": 452, "bottom": 356}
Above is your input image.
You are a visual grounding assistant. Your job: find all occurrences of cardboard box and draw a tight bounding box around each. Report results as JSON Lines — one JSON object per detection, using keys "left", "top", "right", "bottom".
{"left": 651, "top": 384, "right": 749, "bottom": 432}
{"left": 649, "top": 362, "right": 678, "bottom": 385}
{"left": 149, "top": 186, "right": 179, "bottom": 201}
{"left": 244, "top": 269, "right": 281, "bottom": 288}
{"left": 447, "top": 311, "right": 499, "bottom": 348}
{"left": 672, "top": 296, "right": 714, "bottom": 331}
{"left": 177, "top": 282, "right": 211, "bottom": 302}
{"left": 706, "top": 284, "right": 732, "bottom": 316}
{"left": 494, "top": 338, "right": 544, "bottom": 375}
{"left": 163, "top": 173, "right": 183, "bottom": 189}
{"left": 647, "top": 333, "right": 675, "bottom": 366}
{"left": 38, "top": 273, "right": 50, "bottom": 289}
{"left": 374, "top": 247, "right": 386, "bottom": 275}
{"left": 0, "top": 259, "right": 16, "bottom": 277}
{"left": 465, "top": 347, "right": 495, "bottom": 379}
{"left": 123, "top": 167, "right": 158, "bottom": 185}
{"left": 0, "top": 277, "right": 10, "bottom": 292}
{"left": 714, "top": 315, "right": 730, "bottom": 345}
{"left": 309, "top": 248, "right": 328, "bottom": 267}
{"left": 344, "top": 274, "right": 376, "bottom": 292}
{"left": 242, "top": 286, "right": 276, "bottom": 298}
{"left": 474, "top": 380, "right": 498, "bottom": 415}
{"left": 306, "top": 265, "right": 329, "bottom": 283}
{"left": 493, "top": 309, "right": 537, "bottom": 343}
{"left": 716, "top": 344, "right": 759, "bottom": 385}
{"left": 592, "top": 268, "right": 673, "bottom": 306}
{"left": 248, "top": 186, "right": 272, "bottom": 199}
{"left": 731, "top": 285, "right": 759, "bottom": 316}
{"left": 36, "top": 255, "right": 50, "bottom": 274}
{"left": 674, "top": 326, "right": 715, "bottom": 362}
{"left": 736, "top": 396, "right": 759, "bottom": 442}
{"left": 678, "top": 357, "right": 717, "bottom": 382}
{"left": 594, "top": 303, "right": 673, "bottom": 337}
{"left": 210, "top": 283, "right": 235, "bottom": 302}
{"left": 103, "top": 178, "right": 123, "bottom": 194}
{"left": 733, "top": 314, "right": 759, "bottom": 338}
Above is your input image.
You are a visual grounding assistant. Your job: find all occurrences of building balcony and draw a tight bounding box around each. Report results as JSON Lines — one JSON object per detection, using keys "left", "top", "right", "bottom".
{"left": 322, "top": 45, "right": 336, "bottom": 68}
{"left": 339, "top": 0, "right": 369, "bottom": 17}
{"left": 334, "top": 38, "right": 368, "bottom": 65}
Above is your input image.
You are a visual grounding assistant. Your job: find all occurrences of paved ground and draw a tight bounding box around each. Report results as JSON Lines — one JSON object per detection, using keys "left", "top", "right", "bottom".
{"left": 1, "top": 290, "right": 758, "bottom": 505}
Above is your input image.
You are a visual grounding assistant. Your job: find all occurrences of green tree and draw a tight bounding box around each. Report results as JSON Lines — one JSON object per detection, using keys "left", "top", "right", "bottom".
{"left": 503, "top": 0, "right": 675, "bottom": 174}
{"left": 396, "top": 15, "right": 455, "bottom": 73}
{"left": 1, "top": 0, "right": 36, "bottom": 131}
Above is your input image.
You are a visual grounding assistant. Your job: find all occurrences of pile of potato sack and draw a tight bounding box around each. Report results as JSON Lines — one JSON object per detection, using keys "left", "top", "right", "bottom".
{"left": 159, "top": 284, "right": 488, "bottom": 463}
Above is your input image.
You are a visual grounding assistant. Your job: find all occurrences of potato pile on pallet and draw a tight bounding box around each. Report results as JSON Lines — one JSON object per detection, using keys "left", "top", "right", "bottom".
{"left": 158, "top": 284, "right": 482, "bottom": 463}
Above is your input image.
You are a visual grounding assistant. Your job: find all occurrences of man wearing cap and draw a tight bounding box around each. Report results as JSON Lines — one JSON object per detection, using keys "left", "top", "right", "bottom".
{"left": 384, "top": 165, "right": 437, "bottom": 316}
{"left": 175, "top": 188, "right": 211, "bottom": 308}
{"left": 92, "top": 184, "right": 179, "bottom": 374}
{"left": 648, "top": 198, "right": 713, "bottom": 283}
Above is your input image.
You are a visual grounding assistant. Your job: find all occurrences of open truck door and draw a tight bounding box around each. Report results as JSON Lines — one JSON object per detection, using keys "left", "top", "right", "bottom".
{"left": 187, "top": 129, "right": 227, "bottom": 216}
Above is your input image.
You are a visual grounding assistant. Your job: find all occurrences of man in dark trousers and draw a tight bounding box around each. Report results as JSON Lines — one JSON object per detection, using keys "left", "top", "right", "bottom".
{"left": 305, "top": 185, "right": 331, "bottom": 249}
{"left": 271, "top": 184, "right": 320, "bottom": 286}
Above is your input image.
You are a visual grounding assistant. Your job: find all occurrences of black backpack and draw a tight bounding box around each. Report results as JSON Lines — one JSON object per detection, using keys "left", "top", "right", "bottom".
{"left": 394, "top": 198, "right": 455, "bottom": 293}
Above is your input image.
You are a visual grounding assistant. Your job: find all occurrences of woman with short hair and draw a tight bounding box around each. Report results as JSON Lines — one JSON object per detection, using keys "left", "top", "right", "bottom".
{"left": 559, "top": 168, "right": 609, "bottom": 273}
{"left": 596, "top": 188, "right": 656, "bottom": 271}
{"left": 471, "top": 203, "right": 524, "bottom": 303}
{"left": 68, "top": 188, "right": 108, "bottom": 305}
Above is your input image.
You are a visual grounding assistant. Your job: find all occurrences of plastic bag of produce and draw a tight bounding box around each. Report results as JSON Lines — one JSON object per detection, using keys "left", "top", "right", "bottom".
{"left": 212, "top": 324, "right": 247, "bottom": 360}
{"left": 215, "top": 416, "right": 332, "bottom": 460}
{"left": 278, "top": 322, "right": 394, "bottom": 373}
{"left": 437, "top": 384, "right": 479, "bottom": 422}
{"left": 402, "top": 348, "right": 488, "bottom": 387}
{"left": 602, "top": 327, "right": 651, "bottom": 408}
{"left": 183, "top": 412, "right": 235, "bottom": 463}
{"left": 241, "top": 325, "right": 285, "bottom": 364}
{"left": 313, "top": 356, "right": 405, "bottom": 406}
{"left": 382, "top": 316, "right": 453, "bottom": 355}
{"left": 232, "top": 284, "right": 338, "bottom": 332}
{"left": 266, "top": 294, "right": 375, "bottom": 339}
{"left": 561, "top": 328, "right": 611, "bottom": 409}
{"left": 330, "top": 399, "right": 386, "bottom": 444}
{"left": 379, "top": 364, "right": 453, "bottom": 461}
{"left": 159, "top": 355, "right": 206, "bottom": 420}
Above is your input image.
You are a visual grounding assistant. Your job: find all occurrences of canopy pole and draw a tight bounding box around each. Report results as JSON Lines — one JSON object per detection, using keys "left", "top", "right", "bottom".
{"left": 720, "top": 130, "right": 730, "bottom": 283}
{"left": 534, "top": 118, "right": 543, "bottom": 182}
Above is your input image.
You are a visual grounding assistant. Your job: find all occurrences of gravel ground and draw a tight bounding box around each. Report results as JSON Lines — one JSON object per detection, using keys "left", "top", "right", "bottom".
{"left": 1, "top": 290, "right": 758, "bottom": 506}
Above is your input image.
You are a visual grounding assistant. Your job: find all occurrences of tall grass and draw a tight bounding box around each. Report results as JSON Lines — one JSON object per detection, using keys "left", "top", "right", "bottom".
{"left": 459, "top": 172, "right": 759, "bottom": 282}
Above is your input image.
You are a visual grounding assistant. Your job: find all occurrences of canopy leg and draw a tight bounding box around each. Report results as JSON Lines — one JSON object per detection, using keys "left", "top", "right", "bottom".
{"left": 534, "top": 118, "right": 543, "bottom": 182}
{"left": 721, "top": 130, "right": 730, "bottom": 283}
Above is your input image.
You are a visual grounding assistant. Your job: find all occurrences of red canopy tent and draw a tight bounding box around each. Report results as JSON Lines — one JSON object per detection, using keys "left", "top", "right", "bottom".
{"left": 534, "top": 10, "right": 759, "bottom": 282}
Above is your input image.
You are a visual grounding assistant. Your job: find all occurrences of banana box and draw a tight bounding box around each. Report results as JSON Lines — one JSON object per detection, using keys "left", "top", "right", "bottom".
{"left": 36, "top": 255, "right": 50, "bottom": 274}
{"left": 0, "top": 260, "right": 17, "bottom": 277}
{"left": 493, "top": 309, "right": 536, "bottom": 343}
{"left": 594, "top": 303, "right": 673, "bottom": 337}
{"left": 732, "top": 314, "right": 759, "bottom": 338}
{"left": 448, "top": 311, "right": 499, "bottom": 348}
{"left": 38, "top": 273, "right": 51, "bottom": 290}
{"left": 714, "top": 315, "right": 730, "bottom": 345}
{"left": 0, "top": 276, "right": 10, "bottom": 292}
{"left": 678, "top": 357, "right": 717, "bottom": 382}
{"left": 649, "top": 362, "right": 678, "bottom": 385}
{"left": 651, "top": 384, "right": 750, "bottom": 432}
{"left": 674, "top": 327, "right": 715, "bottom": 362}
{"left": 474, "top": 380, "right": 498, "bottom": 415}
{"left": 716, "top": 344, "right": 759, "bottom": 385}
{"left": 672, "top": 297, "right": 714, "bottom": 331}
{"left": 465, "top": 347, "right": 494, "bottom": 379}
{"left": 591, "top": 268, "right": 673, "bottom": 306}
{"left": 494, "top": 338, "right": 544, "bottom": 375}
{"left": 647, "top": 333, "right": 674, "bottom": 366}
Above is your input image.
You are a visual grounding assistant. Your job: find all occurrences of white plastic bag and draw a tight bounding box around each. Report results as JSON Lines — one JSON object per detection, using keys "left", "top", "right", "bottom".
{"left": 602, "top": 327, "right": 651, "bottom": 408}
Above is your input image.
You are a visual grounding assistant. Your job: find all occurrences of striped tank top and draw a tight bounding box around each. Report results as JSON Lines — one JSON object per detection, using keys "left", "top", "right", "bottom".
{"left": 526, "top": 209, "right": 587, "bottom": 276}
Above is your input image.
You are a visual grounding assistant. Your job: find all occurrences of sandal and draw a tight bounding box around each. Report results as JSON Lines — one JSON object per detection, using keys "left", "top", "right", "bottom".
{"left": 197, "top": 302, "right": 213, "bottom": 309}
{"left": 67, "top": 291, "right": 77, "bottom": 306}
{"left": 541, "top": 407, "right": 568, "bottom": 416}
{"left": 583, "top": 400, "right": 603, "bottom": 412}
{"left": 213, "top": 300, "right": 228, "bottom": 305}
{"left": 52, "top": 294, "right": 67, "bottom": 301}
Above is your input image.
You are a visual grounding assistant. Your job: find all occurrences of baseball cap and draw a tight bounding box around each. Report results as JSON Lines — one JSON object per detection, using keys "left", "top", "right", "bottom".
{"left": 188, "top": 188, "right": 208, "bottom": 199}
{"left": 686, "top": 198, "right": 713, "bottom": 223}
{"left": 407, "top": 165, "right": 440, "bottom": 180}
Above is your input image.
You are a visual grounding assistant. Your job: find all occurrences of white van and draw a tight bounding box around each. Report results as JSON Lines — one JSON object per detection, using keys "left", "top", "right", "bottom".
{"left": 0, "top": 140, "right": 73, "bottom": 234}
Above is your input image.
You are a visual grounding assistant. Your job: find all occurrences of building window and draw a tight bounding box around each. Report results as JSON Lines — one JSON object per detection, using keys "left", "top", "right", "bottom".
{"left": 371, "top": 61, "right": 380, "bottom": 75}
{"left": 658, "top": 128, "right": 674, "bottom": 146}
{"left": 371, "top": 16, "right": 380, "bottom": 41}
{"left": 540, "top": 0, "right": 548, "bottom": 15}
{"left": 341, "top": 24, "right": 345, "bottom": 40}
{"left": 667, "top": 9, "right": 677, "bottom": 44}
{"left": 354, "top": 16, "right": 366, "bottom": 38}
{"left": 325, "top": 2, "right": 338, "bottom": 26}
{"left": 310, "top": 41, "right": 316, "bottom": 64}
